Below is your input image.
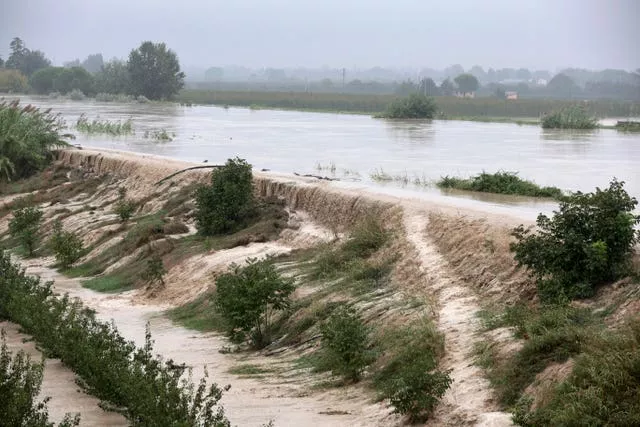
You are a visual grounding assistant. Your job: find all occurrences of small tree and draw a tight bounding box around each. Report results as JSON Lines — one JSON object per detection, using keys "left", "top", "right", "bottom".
{"left": 114, "top": 187, "right": 136, "bottom": 222}
{"left": 9, "top": 206, "right": 43, "bottom": 256}
{"left": 127, "top": 41, "right": 185, "bottom": 100}
{"left": 49, "top": 221, "right": 84, "bottom": 268}
{"left": 195, "top": 158, "right": 254, "bottom": 236}
{"left": 214, "top": 258, "right": 294, "bottom": 348}
{"left": 511, "top": 179, "right": 639, "bottom": 302}
{"left": 383, "top": 94, "right": 437, "bottom": 119}
{"left": 320, "top": 306, "right": 374, "bottom": 382}
{"left": 143, "top": 255, "right": 166, "bottom": 288}
{"left": 454, "top": 73, "right": 479, "bottom": 94}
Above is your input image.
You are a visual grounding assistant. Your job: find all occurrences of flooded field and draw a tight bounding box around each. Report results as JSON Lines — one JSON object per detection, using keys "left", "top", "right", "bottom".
{"left": 10, "top": 96, "right": 640, "bottom": 216}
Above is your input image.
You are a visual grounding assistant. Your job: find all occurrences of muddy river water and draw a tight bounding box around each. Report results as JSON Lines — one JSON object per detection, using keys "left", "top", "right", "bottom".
{"left": 10, "top": 96, "right": 640, "bottom": 217}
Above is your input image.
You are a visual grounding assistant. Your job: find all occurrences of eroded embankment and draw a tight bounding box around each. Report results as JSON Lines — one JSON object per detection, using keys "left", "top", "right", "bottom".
{"left": 0, "top": 148, "right": 529, "bottom": 426}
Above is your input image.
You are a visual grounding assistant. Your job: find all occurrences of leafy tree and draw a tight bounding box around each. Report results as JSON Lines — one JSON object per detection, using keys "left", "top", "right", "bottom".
{"left": 0, "top": 100, "right": 71, "bottom": 181}
{"left": 394, "top": 80, "right": 418, "bottom": 96}
{"left": 320, "top": 306, "right": 374, "bottom": 382}
{"left": 215, "top": 258, "right": 295, "bottom": 348}
{"left": 419, "top": 78, "right": 440, "bottom": 96}
{"left": 6, "top": 38, "right": 51, "bottom": 77}
{"left": 547, "top": 73, "right": 580, "bottom": 98}
{"left": 454, "top": 73, "right": 480, "bottom": 94}
{"left": 94, "top": 60, "right": 131, "bottom": 94}
{"left": 114, "top": 187, "right": 136, "bottom": 222}
{"left": 127, "top": 41, "right": 185, "bottom": 100}
{"left": 30, "top": 67, "right": 64, "bottom": 94}
{"left": 440, "top": 78, "right": 455, "bottom": 96}
{"left": 81, "top": 53, "right": 104, "bottom": 73}
{"left": 0, "top": 69, "right": 28, "bottom": 92}
{"left": 49, "top": 221, "right": 84, "bottom": 269}
{"left": 511, "top": 179, "right": 639, "bottom": 302}
{"left": 9, "top": 207, "right": 43, "bottom": 256}
{"left": 0, "top": 55, "right": 4, "bottom": 68}
{"left": 143, "top": 255, "right": 166, "bottom": 288}
{"left": 195, "top": 157, "right": 254, "bottom": 235}
{"left": 30, "top": 66, "right": 95, "bottom": 95}
{"left": 0, "top": 331, "right": 80, "bottom": 427}
{"left": 383, "top": 94, "right": 437, "bottom": 119}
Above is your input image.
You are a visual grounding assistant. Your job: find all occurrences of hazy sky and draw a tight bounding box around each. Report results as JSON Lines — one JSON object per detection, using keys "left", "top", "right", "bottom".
{"left": 1, "top": 0, "right": 638, "bottom": 71}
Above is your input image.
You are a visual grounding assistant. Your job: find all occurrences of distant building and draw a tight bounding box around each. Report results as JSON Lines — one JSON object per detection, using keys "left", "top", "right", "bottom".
{"left": 454, "top": 91, "right": 476, "bottom": 98}
{"left": 505, "top": 91, "right": 518, "bottom": 100}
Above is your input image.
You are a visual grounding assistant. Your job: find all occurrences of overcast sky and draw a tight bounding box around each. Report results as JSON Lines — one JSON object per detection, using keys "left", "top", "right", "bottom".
{"left": 1, "top": 0, "right": 638, "bottom": 71}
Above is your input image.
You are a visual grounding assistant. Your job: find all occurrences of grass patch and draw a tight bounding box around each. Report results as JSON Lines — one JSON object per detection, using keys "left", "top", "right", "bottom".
{"left": 82, "top": 275, "right": 131, "bottom": 292}
{"left": 227, "top": 364, "right": 271, "bottom": 376}
{"left": 75, "top": 115, "right": 134, "bottom": 135}
{"left": 167, "top": 291, "right": 228, "bottom": 332}
{"left": 437, "top": 171, "right": 563, "bottom": 198}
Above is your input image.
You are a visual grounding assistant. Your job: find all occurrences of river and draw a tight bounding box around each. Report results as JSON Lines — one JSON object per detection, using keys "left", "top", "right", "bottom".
{"left": 8, "top": 95, "right": 640, "bottom": 218}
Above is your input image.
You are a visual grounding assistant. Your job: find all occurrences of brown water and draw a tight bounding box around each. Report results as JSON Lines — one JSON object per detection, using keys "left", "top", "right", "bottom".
{"left": 9, "top": 96, "right": 640, "bottom": 217}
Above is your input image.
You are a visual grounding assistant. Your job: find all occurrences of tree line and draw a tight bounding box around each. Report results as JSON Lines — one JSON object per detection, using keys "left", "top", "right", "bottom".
{"left": 0, "top": 38, "right": 185, "bottom": 100}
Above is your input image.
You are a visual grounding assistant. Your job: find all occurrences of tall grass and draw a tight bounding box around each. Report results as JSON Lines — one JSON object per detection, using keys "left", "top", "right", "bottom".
{"left": 541, "top": 105, "right": 598, "bottom": 129}
{"left": 615, "top": 120, "right": 640, "bottom": 132}
{"left": 75, "top": 114, "right": 134, "bottom": 136}
{"left": 0, "top": 100, "right": 71, "bottom": 181}
{"left": 437, "top": 171, "right": 563, "bottom": 198}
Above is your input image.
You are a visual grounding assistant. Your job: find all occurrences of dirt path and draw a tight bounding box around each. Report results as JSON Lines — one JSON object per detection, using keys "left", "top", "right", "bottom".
{"left": 403, "top": 209, "right": 513, "bottom": 427}
{"left": 20, "top": 258, "right": 399, "bottom": 427}
{"left": 1, "top": 321, "right": 128, "bottom": 427}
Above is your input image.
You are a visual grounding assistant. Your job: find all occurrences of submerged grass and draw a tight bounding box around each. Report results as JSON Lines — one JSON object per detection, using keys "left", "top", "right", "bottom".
{"left": 437, "top": 171, "right": 563, "bottom": 198}
{"left": 615, "top": 120, "right": 640, "bottom": 132}
{"left": 541, "top": 105, "right": 598, "bottom": 130}
{"left": 75, "top": 114, "right": 134, "bottom": 136}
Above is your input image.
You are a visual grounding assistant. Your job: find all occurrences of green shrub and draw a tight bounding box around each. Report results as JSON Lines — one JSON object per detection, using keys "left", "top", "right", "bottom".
{"left": 9, "top": 206, "right": 43, "bottom": 256}
{"left": 143, "top": 255, "right": 166, "bottom": 288}
{"left": 214, "top": 258, "right": 295, "bottom": 348}
{"left": 195, "top": 157, "right": 255, "bottom": 235}
{"left": 0, "top": 331, "right": 80, "bottom": 427}
{"left": 615, "top": 120, "right": 640, "bottom": 132}
{"left": 437, "top": 171, "right": 563, "bottom": 199}
{"left": 511, "top": 179, "right": 639, "bottom": 302}
{"left": 374, "top": 321, "right": 452, "bottom": 422}
{"left": 49, "top": 221, "right": 84, "bottom": 268}
{"left": 541, "top": 105, "right": 598, "bottom": 129}
{"left": 114, "top": 187, "right": 136, "bottom": 222}
{"left": 319, "top": 306, "right": 374, "bottom": 382}
{"left": 0, "top": 251, "right": 231, "bottom": 426}
{"left": 0, "top": 100, "right": 71, "bottom": 181}
{"left": 382, "top": 94, "right": 437, "bottom": 119}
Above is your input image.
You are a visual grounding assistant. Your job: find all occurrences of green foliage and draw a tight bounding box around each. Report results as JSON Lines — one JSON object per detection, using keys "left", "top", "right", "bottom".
{"left": 454, "top": 73, "right": 480, "bottom": 94}
{"left": 541, "top": 105, "right": 598, "bottom": 129}
{"left": 214, "top": 258, "right": 295, "bottom": 348}
{"left": 29, "top": 66, "right": 95, "bottom": 95}
{"left": 49, "top": 220, "right": 84, "bottom": 268}
{"left": 128, "top": 41, "right": 185, "bottom": 100}
{"left": 382, "top": 94, "right": 437, "bottom": 119}
{"left": 0, "top": 331, "right": 81, "bottom": 427}
{"left": 374, "top": 321, "right": 452, "bottom": 422}
{"left": 195, "top": 157, "right": 255, "bottom": 236}
{"left": 0, "top": 69, "right": 28, "bottom": 92}
{"left": 319, "top": 306, "right": 374, "bottom": 382}
{"left": 513, "top": 318, "right": 640, "bottom": 426}
{"left": 5, "top": 37, "right": 51, "bottom": 77}
{"left": 437, "top": 171, "right": 563, "bottom": 198}
{"left": 0, "top": 100, "right": 71, "bottom": 181}
{"left": 94, "top": 60, "right": 131, "bottom": 95}
{"left": 114, "top": 187, "right": 136, "bottom": 222}
{"left": 75, "top": 115, "right": 134, "bottom": 136}
{"left": 615, "top": 120, "right": 640, "bottom": 132}
{"left": 511, "top": 179, "right": 639, "bottom": 302}
{"left": 9, "top": 206, "right": 43, "bottom": 256}
{"left": 143, "top": 128, "right": 173, "bottom": 141}
{"left": 143, "top": 255, "right": 166, "bottom": 288}
{"left": 0, "top": 251, "right": 231, "bottom": 426}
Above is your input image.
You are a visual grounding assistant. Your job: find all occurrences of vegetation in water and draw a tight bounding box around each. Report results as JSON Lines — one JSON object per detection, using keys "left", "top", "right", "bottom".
{"left": 381, "top": 94, "right": 437, "bottom": 119}
{"left": 0, "top": 251, "right": 231, "bottom": 426}
{"left": 0, "top": 100, "right": 71, "bottom": 181}
{"left": 615, "top": 120, "right": 640, "bottom": 132}
{"left": 75, "top": 114, "right": 134, "bottom": 136}
{"left": 9, "top": 206, "right": 43, "bottom": 256}
{"left": 437, "top": 171, "right": 564, "bottom": 198}
{"left": 195, "top": 157, "right": 255, "bottom": 235}
{"left": 214, "top": 257, "right": 295, "bottom": 348}
{"left": 143, "top": 128, "right": 174, "bottom": 141}
{"left": 0, "top": 331, "right": 80, "bottom": 427}
{"left": 511, "top": 179, "right": 639, "bottom": 302}
{"left": 319, "top": 306, "right": 374, "bottom": 382}
{"left": 541, "top": 105, "right": 598, "bottom": 129}
{"left": 48, "top": 220, "right": 84, "bottom": 268}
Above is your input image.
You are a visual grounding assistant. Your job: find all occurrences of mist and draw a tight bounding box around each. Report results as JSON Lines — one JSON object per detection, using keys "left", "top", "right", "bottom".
{"left": 1, "top": 0, "right": 638, "bottom": 71}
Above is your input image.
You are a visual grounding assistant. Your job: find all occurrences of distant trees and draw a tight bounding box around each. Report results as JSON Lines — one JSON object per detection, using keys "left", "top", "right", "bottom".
{"left": 82, "top": 54, "right": 104, "bottom": 73}
{"left": 94, "top": 60, "right": 131, "bottom": 94}
{"left": 439, "top": 78, "right": 455, "bottom": 96}
{"left": 454, "top": 73, "right": 479, "bottom": 94}
{"left": 29, "top": 67, "right": 95, "bottom": 95}
{"left": 419, "top": 78, "right": 440, "bottom": 96}
{"left": 205, "top": 67, "right": 224, "bottom": 81}
{"left": 5, "top": 38, "right": 51, "bottom": 77}
{"left": 127, "top": 41, "right": 185, "bottom": 100}
{"left": 0, "top": 69, "right": 28, "bottom": 93}
{"left": 547, "top": 73, "right": 580, "bottom": 98}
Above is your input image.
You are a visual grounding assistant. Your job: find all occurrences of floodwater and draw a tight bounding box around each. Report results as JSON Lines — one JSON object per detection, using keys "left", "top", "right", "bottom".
{"left": 10, "top": 96, "right": 640, "bottom": 217}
